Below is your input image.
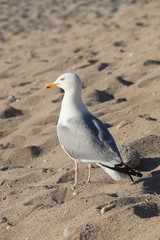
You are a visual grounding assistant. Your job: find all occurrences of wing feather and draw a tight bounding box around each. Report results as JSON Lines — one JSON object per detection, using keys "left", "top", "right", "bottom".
{"left": 57, "top": 113, "right": 122, "bottom": 167}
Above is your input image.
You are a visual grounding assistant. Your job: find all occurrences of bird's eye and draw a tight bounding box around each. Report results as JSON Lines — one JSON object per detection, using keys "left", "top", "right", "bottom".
{"left": 61, "top": 78, "right": 64, "bottom": 81}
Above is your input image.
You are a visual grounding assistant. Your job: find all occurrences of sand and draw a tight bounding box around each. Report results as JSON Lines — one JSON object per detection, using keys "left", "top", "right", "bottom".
{"left": 0, "top": 0, "right": 160, "bottom": 239}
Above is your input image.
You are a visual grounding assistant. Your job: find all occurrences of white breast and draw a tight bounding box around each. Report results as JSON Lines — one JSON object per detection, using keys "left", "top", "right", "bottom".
{"left": 58, "top": 91, "right": 89, "bottom": 126}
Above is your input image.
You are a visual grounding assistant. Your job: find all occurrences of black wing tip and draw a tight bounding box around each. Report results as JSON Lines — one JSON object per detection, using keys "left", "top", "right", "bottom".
{"left": 136, "top": 171, "right": 143, "bottom": 178}
{"left": 100, "top": 162, "right": 143, "bottom": 181}
{"left": 128, "top": 169, "right": 143, "bottom": 182}
{"left": 127, "top": 168, "right": 143, "bottom": 177}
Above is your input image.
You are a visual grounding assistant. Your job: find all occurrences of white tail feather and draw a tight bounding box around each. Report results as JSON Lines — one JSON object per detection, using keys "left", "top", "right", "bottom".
{"left": 96, "top": 163, "right": 127, "bottom": 181}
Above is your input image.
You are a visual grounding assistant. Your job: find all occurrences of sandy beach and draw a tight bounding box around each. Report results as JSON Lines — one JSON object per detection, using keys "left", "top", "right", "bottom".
{"left": 0, "top": 0, "right": 160, "bottom": 239}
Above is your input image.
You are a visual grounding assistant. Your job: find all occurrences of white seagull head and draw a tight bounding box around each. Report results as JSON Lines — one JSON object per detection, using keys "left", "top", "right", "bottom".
{"left": 45, "top": 72, "right": 82, "bottom": 92}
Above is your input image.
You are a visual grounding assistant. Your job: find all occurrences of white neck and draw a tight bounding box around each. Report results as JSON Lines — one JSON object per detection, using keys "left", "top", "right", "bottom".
{"left": 58, "top": 89, "right": 89, "bottom": 126}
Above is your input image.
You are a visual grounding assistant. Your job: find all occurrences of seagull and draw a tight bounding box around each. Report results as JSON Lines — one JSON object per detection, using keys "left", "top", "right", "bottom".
{"left": 45, "top": 72, "right": 142, "bottom": 187}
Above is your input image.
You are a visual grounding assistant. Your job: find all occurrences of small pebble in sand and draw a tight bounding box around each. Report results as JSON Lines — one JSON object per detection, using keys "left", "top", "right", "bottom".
{"left": 5, "top": 58, "right": 13, "bottom": 64}
{"left": 43, "top": 159, "right": 48, "bottom": 163}
{"left": 28, "top": 165, "right": 32, "bottom": 169}
{"left": 6, "top": 225, "right": 11, "bottom": 229}
{"left": 117, "top": 120, "right": 130, "bottom": 129}
{"left": 8, "top": 95, "right": 17, "bottom": 103}
{"left": 101, "top": 203, "right": 116, "bottom": 214}
{"left": 72, "top": 191, "right": 79, "bottom": 196}
{"left": 27, "top": 50, "right": 36, "bottom": 59}
{"left": 64, "top": 228, "right": 70, "bottom": 238}
{"left": 128, "top": 52, "right": 134, "bottom": 57}
{"left": 0, "top": 217, "right": 7, "bottom": 223}
{"left": 0, "top": 180, "right": 4, "bottom": 186}
{"left": 107, "top": 192, "right": 118, "bottom": 197}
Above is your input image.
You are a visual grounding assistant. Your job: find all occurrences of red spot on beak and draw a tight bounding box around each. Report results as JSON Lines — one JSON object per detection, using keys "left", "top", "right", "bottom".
{"left": 46, "top": 85, "right": 51, "bottom": 89}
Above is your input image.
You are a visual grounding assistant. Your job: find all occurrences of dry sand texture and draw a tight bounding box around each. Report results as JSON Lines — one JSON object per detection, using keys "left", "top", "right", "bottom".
{"left": 0, "top": 0, "right": 160, "bottom": 239}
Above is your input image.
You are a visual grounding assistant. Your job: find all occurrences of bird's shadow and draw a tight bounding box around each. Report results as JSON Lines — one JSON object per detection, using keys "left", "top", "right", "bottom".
{"left": 132, "top": 157, "right": 160, "bottom": 219}
{"left": 133, "top": 201, "right": 160, "bottom": 218}
{"left": 139, "top": 157, "right": 160, "bottom": 172}
{"left": 134, "top": 157, "right": 160, "bottom": 195}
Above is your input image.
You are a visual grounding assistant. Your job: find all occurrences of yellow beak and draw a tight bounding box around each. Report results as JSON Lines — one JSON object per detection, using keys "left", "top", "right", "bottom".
{"left": 45, "top": 82, "right": 57, "bottom": 89}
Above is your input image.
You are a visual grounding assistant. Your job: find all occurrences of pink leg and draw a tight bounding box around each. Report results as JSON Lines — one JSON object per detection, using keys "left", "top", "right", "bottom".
{"left": 87, "top": 164, "right": 92, "bottom": 183}
{"left": 74, "top": 163, "right": 78, "bottom": 187}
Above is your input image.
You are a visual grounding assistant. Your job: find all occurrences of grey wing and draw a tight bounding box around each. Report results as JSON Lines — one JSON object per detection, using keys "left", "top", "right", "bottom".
{"left": 57, "top": 114, "right": 122, "bottom": 167}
